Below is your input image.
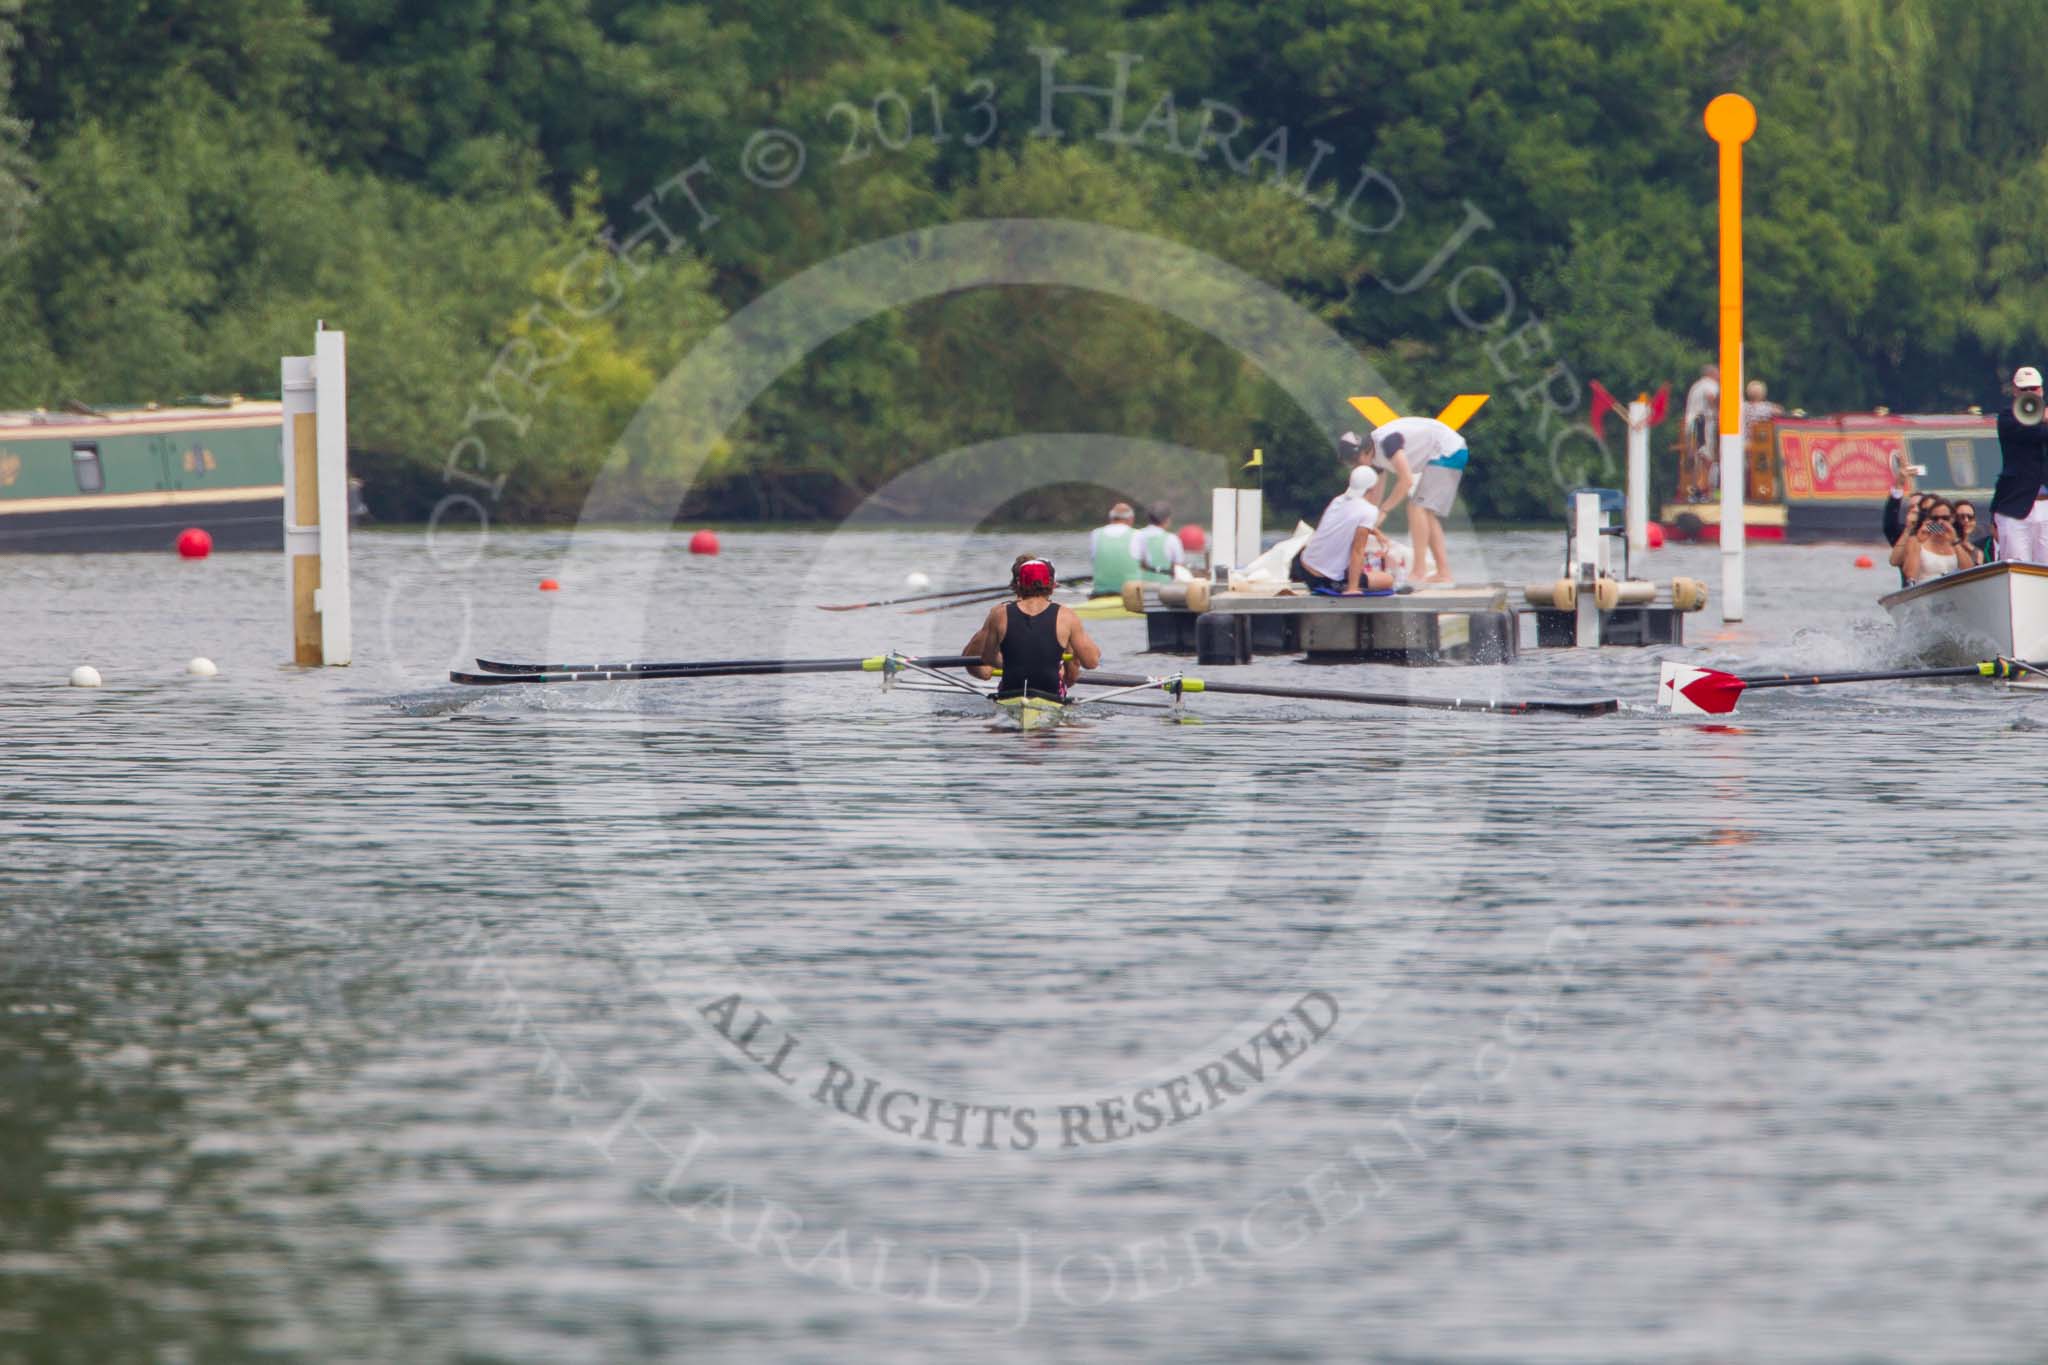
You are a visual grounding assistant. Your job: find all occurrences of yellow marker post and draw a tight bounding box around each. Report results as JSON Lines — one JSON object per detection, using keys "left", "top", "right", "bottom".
{"left": 1347, "top": 395, "right": 1490, "bottom": 433}
{"left": 1705, "top": 93, "right": 1755, "bottom": 623}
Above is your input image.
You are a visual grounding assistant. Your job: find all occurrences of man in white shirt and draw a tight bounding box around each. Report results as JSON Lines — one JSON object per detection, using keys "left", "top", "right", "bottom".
{"left": 1682, "top": 363, "right": 1719, "bottom": 500}
{"left": 1088, "top": 502, "right": 1140, "bottom": 595}
{"left": 1129, "top": 501, "right": 1185, "bottom": 582}
{"left": 1367, "top": 416, "right": 1468, "bottom": 584}
{"left": 1291, "top": 467, "right": 1397, "bottom": 594}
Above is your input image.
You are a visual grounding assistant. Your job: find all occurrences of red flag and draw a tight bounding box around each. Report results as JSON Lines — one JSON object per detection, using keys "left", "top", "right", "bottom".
{"left": 1648, "top": 383, "right": 1670, "bottom": 426}
{"left": 1588, "top": 380, "right": 1619, "bottom": 435}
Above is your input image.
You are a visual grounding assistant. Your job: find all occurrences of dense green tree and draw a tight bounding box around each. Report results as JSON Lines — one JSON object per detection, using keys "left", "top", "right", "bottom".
{"left": 4, "top": 0, "right": 2048, "bottom": 523}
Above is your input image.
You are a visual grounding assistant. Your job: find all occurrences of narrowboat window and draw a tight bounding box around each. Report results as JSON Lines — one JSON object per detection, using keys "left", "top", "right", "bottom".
{"left": 1946, "top": 439, "right": 1977, "bottom": 488}
{"left": 72, "top": 442, "right": 103, "bottom": 493}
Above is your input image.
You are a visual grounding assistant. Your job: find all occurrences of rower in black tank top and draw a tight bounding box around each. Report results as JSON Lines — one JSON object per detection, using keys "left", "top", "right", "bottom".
{"left": 997, "top": 603, "right": 1065, "bottom": 698}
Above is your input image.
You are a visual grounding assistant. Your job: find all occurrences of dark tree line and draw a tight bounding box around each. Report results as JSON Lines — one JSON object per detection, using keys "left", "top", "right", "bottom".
{"left": 2, "top": 0, "right": 2044, "bottom": 523}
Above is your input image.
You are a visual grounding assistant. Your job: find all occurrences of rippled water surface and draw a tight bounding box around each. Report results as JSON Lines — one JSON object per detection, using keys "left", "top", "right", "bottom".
{"left": 5, "top": 528, "right": 2047, "bottom": 1363}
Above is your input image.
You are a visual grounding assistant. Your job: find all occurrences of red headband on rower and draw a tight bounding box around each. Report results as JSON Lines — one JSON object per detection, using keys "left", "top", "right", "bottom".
{"left": 1015, "top": 559, "right": 1055, "bottom": 589}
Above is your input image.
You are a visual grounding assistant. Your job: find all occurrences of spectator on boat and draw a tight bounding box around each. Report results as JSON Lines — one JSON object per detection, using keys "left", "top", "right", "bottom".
{"left": 1290, "top": 466, "right": 1399, "bottom": 595}
{"left": 1682, "top": 363, "right": 1719, "bottom": 500}
{"left": 1890, "top": 498, "right": 1963, "bottom": 586}
{"left": 1088, "top": 502, "right": 1141, "bottom": 596}
{"left": 1953, "top": 500, "right": 1985, "bottom": 567}
{"left": 1991, "top": 365, "right": 2048, "bottom": 563}
{"left": 1881, "top": 459, "right": 1919, "bottom": 546}
{"left": 1742, "top": 379, "right": 1783, "bottom": 436}
{"left": 1129, "top": 501, "right": 1184, "bottom": 584}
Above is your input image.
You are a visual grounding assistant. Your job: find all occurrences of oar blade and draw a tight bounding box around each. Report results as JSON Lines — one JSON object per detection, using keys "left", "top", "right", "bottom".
{"left": 1661, "top": 664, "right": 1744, "bottom": 716}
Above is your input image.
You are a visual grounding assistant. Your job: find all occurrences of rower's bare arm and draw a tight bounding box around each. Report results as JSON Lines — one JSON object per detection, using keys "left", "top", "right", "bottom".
{"left": 1381, "top": 454, "right": 1416, "bottom": 514}
{"left": 1062, "top": 609, "right": 1103, "bottom": 670}
{"left": 965, "top": 606, "right": 1004, "bottom": 679}
{"left": 1335, "top": 525, "right": 1363, "bottom": 592}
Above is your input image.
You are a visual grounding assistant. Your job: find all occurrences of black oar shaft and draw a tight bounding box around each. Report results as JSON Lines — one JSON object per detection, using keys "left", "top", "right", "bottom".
{"left": 820, "top": 575, "right": 1089, "bottom": 612}
{"left": 905, "top": 589, "right": 1014, "bottom": 616}
{"left": 1080, "top": 671, "right": 1616, "bottom": 716}
{"left": 1737, "top": 662, "right": 2017, "bottom": 690}
{"left": 451, "top": 654, "right": 981, "bottom": 686}
{"left": 478, "top": 654, "right": 889, "bottom": 675}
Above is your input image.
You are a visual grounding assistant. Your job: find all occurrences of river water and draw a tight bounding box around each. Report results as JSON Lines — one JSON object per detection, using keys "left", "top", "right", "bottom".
{"left": 4, "top": 527, "right": 2045, "bottom": 1363}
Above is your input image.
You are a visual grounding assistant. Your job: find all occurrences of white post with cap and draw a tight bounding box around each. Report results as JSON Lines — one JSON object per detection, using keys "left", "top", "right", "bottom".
{"left": 281, "top": 325, "right": 351, "bottom": 665}
{"left": 1625, "top": 396, "right": 1649, "bottom": 552}
{"left": 1573, "top": 490, "right": 1603, "bottom": 648}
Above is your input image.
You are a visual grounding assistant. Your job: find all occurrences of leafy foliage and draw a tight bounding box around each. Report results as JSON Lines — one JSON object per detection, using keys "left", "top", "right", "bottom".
{"left": 3, "top": 0, "right": 2045, "bottom": 522}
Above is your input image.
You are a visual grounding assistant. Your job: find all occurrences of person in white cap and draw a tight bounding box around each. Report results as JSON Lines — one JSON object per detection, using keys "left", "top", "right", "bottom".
{"left": 1290, "top": 466, "right": 1399, "bottom": 594}
{"left": 1990, "top": 365, "right": 2048, "bottom": 563}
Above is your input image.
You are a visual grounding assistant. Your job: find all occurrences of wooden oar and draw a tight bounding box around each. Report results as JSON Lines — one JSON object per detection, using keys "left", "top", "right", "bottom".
{"left": 819, "top": 575, "right": 1089, "bottom": 612}
{"left": 1080, "top": 670, "right": 1618, "bottom": 717}
{"left": 1660, "top": 657, "right": 2044, "bottom": 716}
{"left": 451, "top": 654, "right": 981, "bottom": 686}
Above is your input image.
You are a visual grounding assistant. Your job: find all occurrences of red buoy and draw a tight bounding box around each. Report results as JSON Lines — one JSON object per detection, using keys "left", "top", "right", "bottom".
{"left": 689, "top": 529, "right": 720, "bottom": 555}
{"left": 176, "top": 528, "right": 213, "bottom": 559}
{"left": 539, "top": 578, "right": 560, "bottom": 591}
{"left": 1854, "top": 555, "right": 1873, "bottom": 569}
{"left": 1178, "top": 524, "right": 1207, "bottom": 553}
{"left": 1645, "top": 522, "right": 1665, "bottom": 549}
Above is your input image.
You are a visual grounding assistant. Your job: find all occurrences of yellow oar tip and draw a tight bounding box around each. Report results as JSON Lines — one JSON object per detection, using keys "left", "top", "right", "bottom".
{"left": 1182, "top": 678, "right": 1205, "bottom": 693}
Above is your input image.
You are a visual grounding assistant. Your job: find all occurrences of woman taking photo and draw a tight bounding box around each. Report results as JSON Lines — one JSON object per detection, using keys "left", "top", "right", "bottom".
{"left": 1889, "top": 498, "right": 1963, "bottom": 585}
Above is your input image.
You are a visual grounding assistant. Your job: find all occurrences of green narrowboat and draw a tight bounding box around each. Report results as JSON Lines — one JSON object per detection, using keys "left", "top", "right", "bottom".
{"left": 0, "top": 399, "right": 284, "bottom": 552}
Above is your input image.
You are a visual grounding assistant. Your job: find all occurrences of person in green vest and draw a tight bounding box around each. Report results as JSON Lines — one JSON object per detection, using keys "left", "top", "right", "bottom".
{"left": 1089, "top": 502, "right": 1141, "bottom": 595}
{"left": 1130, "top": 501, "right": 1185, "bottom": 583}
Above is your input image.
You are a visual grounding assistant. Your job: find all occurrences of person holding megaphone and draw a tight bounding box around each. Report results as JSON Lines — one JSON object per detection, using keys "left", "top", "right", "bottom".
{"left": 1991, "top": 365, "right": 2048, "bottom": 563}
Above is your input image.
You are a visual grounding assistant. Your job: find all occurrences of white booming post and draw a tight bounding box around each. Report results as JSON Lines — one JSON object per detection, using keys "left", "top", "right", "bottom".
{"left": 1625, "top": 396, "right": 1649, "bottom": 552}
{"left": 1207, "top": 486, "right": 1263, "bottom": 584}
{"left": 1573, "top": 489, "right": 1602, "bottom": 648}
{"left": 1720, "top": 367, "right": 1744, "bottom": 623}
{"left": 1209, "top": 486, "right": 1238, "bottom": 582}
{"left": 281, "top": 327, "right": 352, "bottom": 665}
{"left": 1233, "top": 488, "right": 1262, "bottom": 574}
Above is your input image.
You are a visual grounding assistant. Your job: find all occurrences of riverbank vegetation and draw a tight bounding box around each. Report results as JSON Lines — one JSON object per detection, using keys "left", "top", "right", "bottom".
{"left": 1, "top": 0, "right": 2041, "bottom": 522}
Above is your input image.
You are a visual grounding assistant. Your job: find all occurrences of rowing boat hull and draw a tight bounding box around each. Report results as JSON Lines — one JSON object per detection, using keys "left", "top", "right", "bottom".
{"left": 993, "top": 695, "right": 1067, "bottom": 730}
{"left": 1879, "top": 561, "right": 2048, "bottom": 661}
{"left": 1073, "top": 594, "right": 1141, "bottom": 620}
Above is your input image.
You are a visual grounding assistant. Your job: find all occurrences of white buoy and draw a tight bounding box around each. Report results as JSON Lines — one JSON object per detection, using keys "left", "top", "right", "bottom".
{"left": 186, "top": 657, "right": 218, "bottom": 678}
{"left": 68, "top": 665, "right": 101, "bottom": 688}
{"left": 905, "top": 571, "right": 931, "bottom": 589}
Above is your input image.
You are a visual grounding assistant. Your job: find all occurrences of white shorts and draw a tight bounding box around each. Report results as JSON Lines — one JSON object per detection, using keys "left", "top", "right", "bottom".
{"left": 1413, "top": 464, "right": 1464, "bottom": 517}
{"left": 1993, "top": 502, "right": 2048, "bottom": 564}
